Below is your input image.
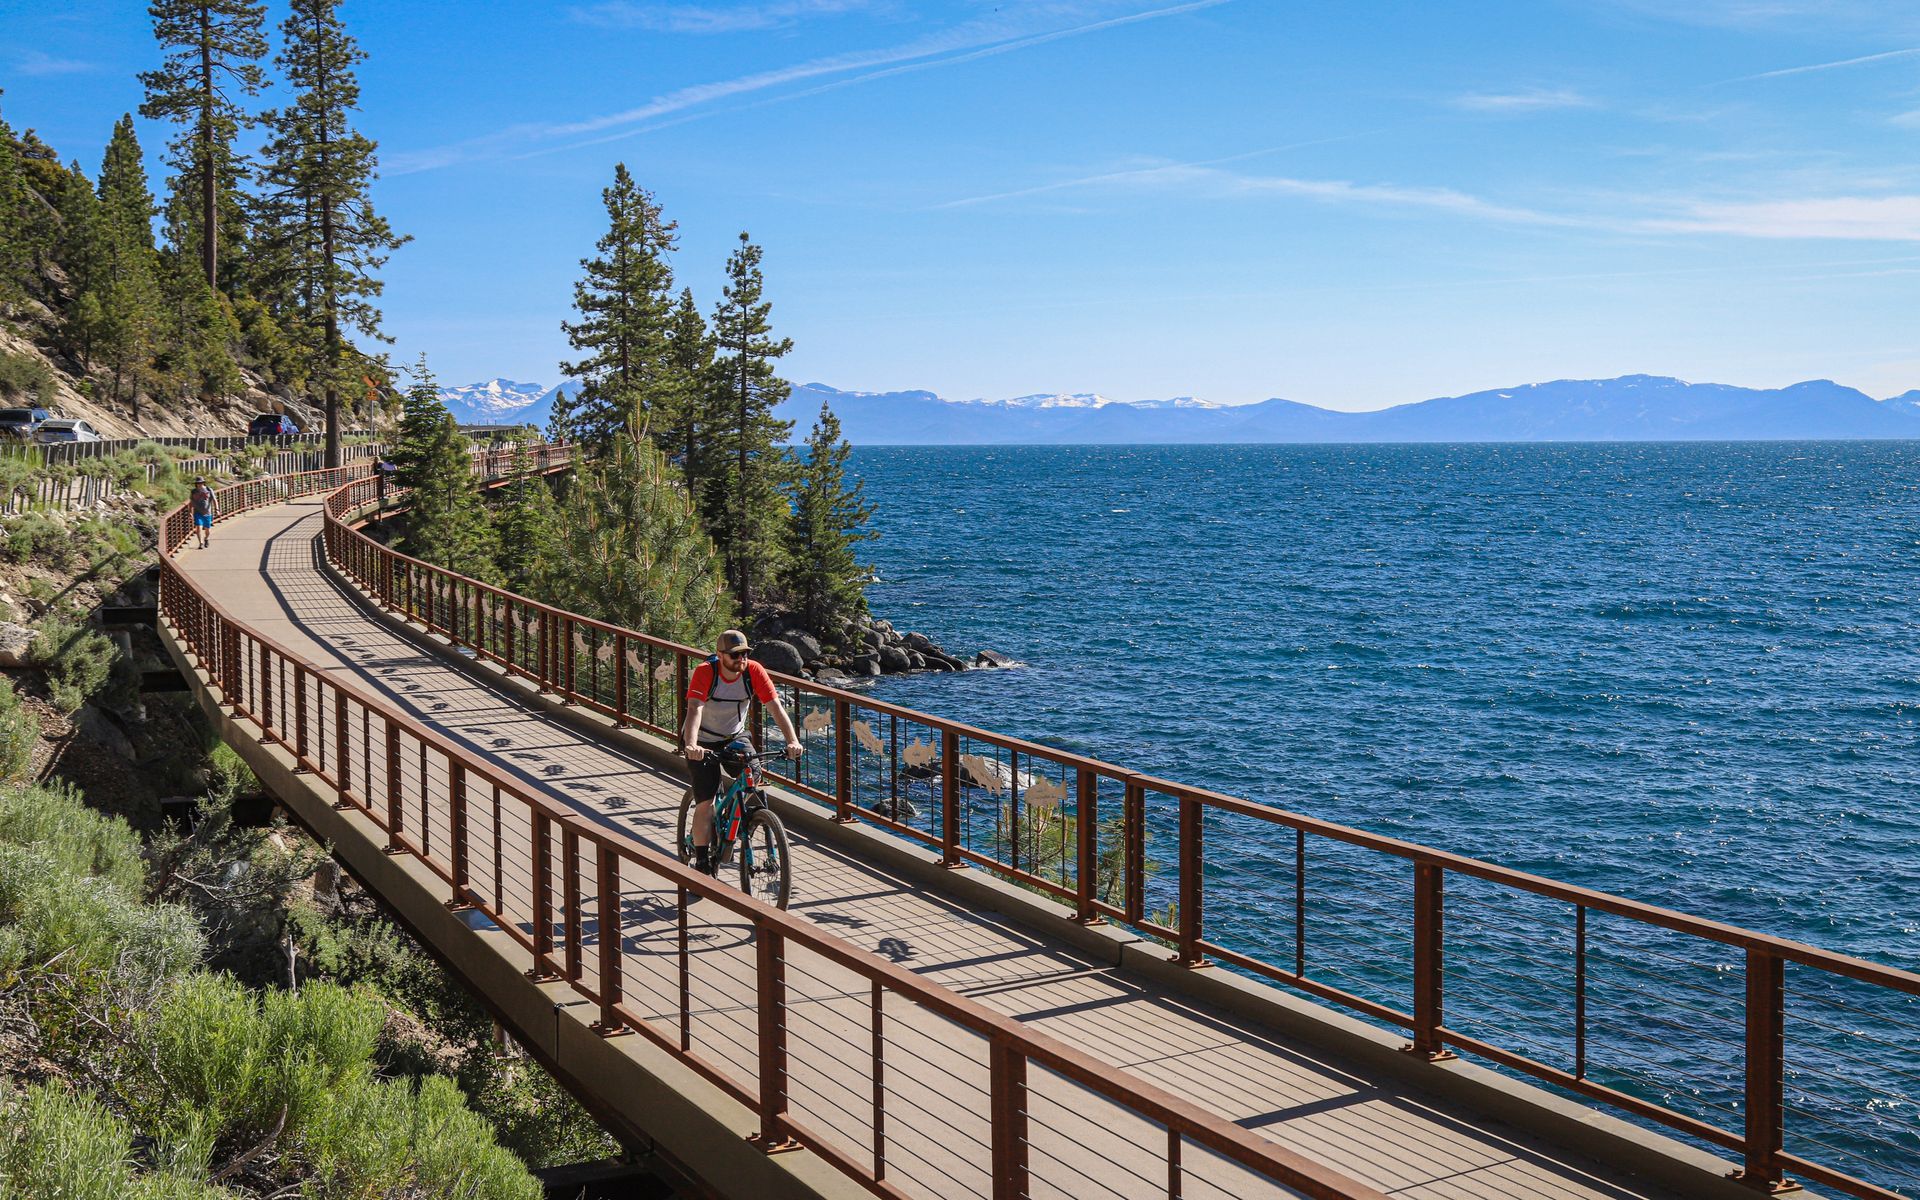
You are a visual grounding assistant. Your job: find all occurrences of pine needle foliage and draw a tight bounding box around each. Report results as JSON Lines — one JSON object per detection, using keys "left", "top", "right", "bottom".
{"left": 557, "top": 162, "right": 678, "bottom": 450}
{"left": 705, "top": 231, "right": 795, "bottom": 612}
{"left": 256, "top": 0, "right": 407, "bottom": 464}
{"left": 552, "top": 431, "right": 732, "bottom": 647}
{"left": 493, "top": 440, "right": 562, "bottom": 596}
{"left": 137, "top": 0, "right": 269, "bottom": 291}
{"left": 782, "top": 401, "right": 874, "bottom": 639}
{"left": 391, "top": 357, "right": 499, "bottom": 582}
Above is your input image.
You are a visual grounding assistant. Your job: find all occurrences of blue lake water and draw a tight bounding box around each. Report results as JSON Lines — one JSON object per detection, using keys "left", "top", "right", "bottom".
{"left": 847, "top": 442, "right": 1920, "bottom": 1185}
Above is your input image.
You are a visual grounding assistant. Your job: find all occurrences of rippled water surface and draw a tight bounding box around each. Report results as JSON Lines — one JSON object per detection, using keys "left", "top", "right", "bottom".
{"left": 849, "top": 442, "right": 1920, "bottom": 1182}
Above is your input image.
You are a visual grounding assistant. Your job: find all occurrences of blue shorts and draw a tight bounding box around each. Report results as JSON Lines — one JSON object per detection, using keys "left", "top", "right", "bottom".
{"left": 194, "top": 513, "right": 212, "bottom": 529}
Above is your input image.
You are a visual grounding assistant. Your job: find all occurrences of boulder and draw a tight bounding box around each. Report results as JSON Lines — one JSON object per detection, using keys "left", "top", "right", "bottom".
{"left": 873, "top": 619, "right": 894, "bottom": 635}
{"left": 974, "top": 649, "right": 1014, "bottom": 669}
{"left": 74, "top": 705, "right": 136, "bottom": 763}
{"left": 863, "top": 628, "right": 887, "bottom": 652}
{"left": 787, "top": 631, "right": 823, "bottom": 664}
{"left": 878, "top": 645, "right": 912, "bottom": 673}
{"left": 854, "top": 652, "right": 881, "bottom": 677}
{"left": 907, "top": 650, "right": 926, "bottom": 670}
{"left": 816, "top": 668, "right": 857, "bottom": 688}
{"left": 0, "top": 622, "right": 33, "bottom": 667}
{"left": 904, "top": 632, "right": 936, "bottom": 654}
{"left": 753, "top": 638, "right": 806, "bottom": 677}
{"left": 751, "top": 613, "right": 789, "bottom": 641}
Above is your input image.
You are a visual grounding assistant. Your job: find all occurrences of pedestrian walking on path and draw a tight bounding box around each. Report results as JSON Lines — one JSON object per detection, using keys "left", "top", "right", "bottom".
{"left": 189, "top": 477, "right": 216, "bottom": 549}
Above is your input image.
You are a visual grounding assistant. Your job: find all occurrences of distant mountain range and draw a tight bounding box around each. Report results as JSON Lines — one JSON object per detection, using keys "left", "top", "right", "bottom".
{"left": 441, "top": 375, "right": 1920, "bottom": 444}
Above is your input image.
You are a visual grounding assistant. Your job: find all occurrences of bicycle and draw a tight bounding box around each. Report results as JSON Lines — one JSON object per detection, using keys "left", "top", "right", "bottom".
{"left": 676, "top": 748, "right": 794, "bottom": 909}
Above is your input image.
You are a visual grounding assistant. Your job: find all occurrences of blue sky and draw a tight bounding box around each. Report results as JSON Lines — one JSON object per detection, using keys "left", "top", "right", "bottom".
{"left": 6, "top": 0, "right": 1920, "bottom": 409}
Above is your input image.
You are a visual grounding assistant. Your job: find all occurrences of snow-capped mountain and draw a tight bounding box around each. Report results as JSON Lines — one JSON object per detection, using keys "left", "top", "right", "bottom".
{"left": 436, "top": 379, "right": 579, "bottom": 429}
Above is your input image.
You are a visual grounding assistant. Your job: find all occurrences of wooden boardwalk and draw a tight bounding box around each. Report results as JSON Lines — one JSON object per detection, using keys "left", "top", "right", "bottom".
{"left": 173, "top": 496, "right": 1712, "bottom": 1200}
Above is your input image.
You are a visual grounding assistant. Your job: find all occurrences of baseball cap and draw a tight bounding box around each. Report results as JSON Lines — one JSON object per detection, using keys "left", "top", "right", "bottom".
{"left": 717, "top": 629, "right": 752, "bottom": 654}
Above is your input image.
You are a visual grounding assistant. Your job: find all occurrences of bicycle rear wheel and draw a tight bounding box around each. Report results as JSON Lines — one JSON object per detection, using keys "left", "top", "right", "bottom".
{"left": 737, "top": 807, "right": 791, "bottom": 910}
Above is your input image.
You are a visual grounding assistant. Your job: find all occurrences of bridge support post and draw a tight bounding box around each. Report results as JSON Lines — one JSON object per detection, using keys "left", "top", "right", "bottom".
{"left": 1176, "top": 797, "right": 1208, "bottom": 968}
{"left": 530, "top": 811, "right": 559, "bottom": 981}
{"left": 1075, "top": 768, "right": 1099, "bottom": 924}
{"left": 751, "top": 924, "right": 800, "bottom": 1153}
{"left": 833, "top": 700, "right": 853, "bottom": 823}
{"left": 1405, "top": 862, "right": 1455, "bottom": 1062}
{"left": 1734, "top": 948, "right": 1797, "bottom": 1194}
{"left": 593, "top": 844, "right": 629, "bottom": 1037}
{"left": 940, "top": 730, "right": 961, "bottom": 867}
{"left": 989, "top": 1039, "right": 1029, "bottom": 1200}
{"left": 383, "top": 718, "right": 404, "bottom": 852}
{"left": 448, "top": 762, "right": 469, "bottom": 908}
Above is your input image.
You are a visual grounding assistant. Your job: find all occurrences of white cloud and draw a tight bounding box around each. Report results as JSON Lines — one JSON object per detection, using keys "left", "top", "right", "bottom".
{"left": 1647, "top": 196, "right": 1920, "bottom": 240}
{"left": 389, "top": 1, "right": 1231, "bottom": 174}
{"left": 14, "top": 50, "right": 96, "bottom": 76}
{"left": 1452, "top": 87, "right": 1596, "bottom": 113}
{"left": 569, "top": 1, "right": 891, "bottom": 34}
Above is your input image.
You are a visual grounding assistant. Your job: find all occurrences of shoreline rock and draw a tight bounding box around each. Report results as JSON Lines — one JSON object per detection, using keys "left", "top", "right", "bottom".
{"left": 750, "top": 610, "right": 1009, "bottom": 684}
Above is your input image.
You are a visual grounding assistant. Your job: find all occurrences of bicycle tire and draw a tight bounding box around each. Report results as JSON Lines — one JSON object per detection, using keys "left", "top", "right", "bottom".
{"left": 738, "top": 807, "right": 792, "bottom": 910}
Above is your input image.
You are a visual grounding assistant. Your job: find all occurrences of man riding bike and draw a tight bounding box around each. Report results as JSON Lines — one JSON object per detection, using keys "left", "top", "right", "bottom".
{"left": 680, "top": 630, "right": 803, "bottom": 875}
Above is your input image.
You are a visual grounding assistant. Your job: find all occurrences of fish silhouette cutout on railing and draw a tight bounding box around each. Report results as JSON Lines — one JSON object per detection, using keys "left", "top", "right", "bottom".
{"left": 1025, "top": 775, "right": 1067, "bottom": 811}
{"left": 801, "top": 710, "right": 831, "bottom": 735}
{"left": 902, "top": 738, "right": 936, "bottom": 768}
{"left": 852, "top": 720, "right": 884, "bottom": 754}
{"left": 959, "top": 753, "right": 1006, "bottom": 794}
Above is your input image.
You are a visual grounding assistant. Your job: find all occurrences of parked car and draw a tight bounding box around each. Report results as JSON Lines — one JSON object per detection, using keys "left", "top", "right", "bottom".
{"left": 249, "top": 413, "right": 300, "bottom": 437}
{"left": 0, "top": 407, "right": 51, "bottom": 440}
{"left": 32, "top": 419, "right": 102, "bottom": 445}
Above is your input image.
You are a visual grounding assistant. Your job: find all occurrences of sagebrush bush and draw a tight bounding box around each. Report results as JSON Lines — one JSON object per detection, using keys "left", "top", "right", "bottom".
{"left": 0, "top": 349, "right": 52, "bottom": 403}
{"left": 3, "top": 511, "right": 65, "bottom": 564}
{"left": 0, "top": 678, "right": 38, "bottom": 783}
{"left": 30, "top": 616, "right": 118, "bottom": 712}
{"left": 0, "top": 781, "right": 139, "bottom": 892}
{"left": 0, "top": 1083, "right": 235, "bottom": 1200}
{"left": 0, "top": 841, "right": 203, "bottom": 985}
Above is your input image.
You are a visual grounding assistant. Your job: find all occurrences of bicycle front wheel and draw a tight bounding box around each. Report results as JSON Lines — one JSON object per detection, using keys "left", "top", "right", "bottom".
{"left": 738, "top": 808, "right": 792, "bottom": 910}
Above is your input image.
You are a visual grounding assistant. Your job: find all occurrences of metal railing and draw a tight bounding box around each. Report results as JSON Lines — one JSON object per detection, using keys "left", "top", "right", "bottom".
{"left": 310, "top": 468, "right": 1920, "bottom": 1198}
{"left": 159, "top": 454, "right": 1385, "bottom": 1200}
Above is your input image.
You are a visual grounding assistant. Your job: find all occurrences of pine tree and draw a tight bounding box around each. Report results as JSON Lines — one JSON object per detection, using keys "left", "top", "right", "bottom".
{"left": 552, "top": 432, "right": 732, "bottom": 648}
{"left": 0, "top": 102, "right": 34, "bottom": 309}
{"left": 558, "top": 164, "right": 677, "bottom": 450}
{"left": 544, "top": 387, "right": 573, "bottom": 444}
{"left": 257, "top": 0, "right": 407, "bottom": 466}
{"left": 391, "top": 357, "right": 500, "bottom": 581}
{"left": 706, "top": 231, "right": 795, "bottom": 613}
{"left": 55, "top": 163, "right": 107, "bottom": 364}
{"left": 655, "top": 287, "right": 714, "bottom": 494}
{"left": 493, "top": 440, "right": 562, "bottom": 596}
{"left": 139, "top": 0, "right": 268, "bottom": 291}
{"left": 781, "top": 402, "right": 874, "bottom": 641}
{"left": 92, "top": 116, "right": 164, "bottom": 418}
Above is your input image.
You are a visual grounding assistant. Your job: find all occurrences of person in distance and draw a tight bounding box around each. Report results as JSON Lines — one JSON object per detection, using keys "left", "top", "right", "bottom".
{"left": 189, "top": 477, "right": 216, "bottom": 549}
{"left": 680, "top": 629, "right": 803, "bottom": 875}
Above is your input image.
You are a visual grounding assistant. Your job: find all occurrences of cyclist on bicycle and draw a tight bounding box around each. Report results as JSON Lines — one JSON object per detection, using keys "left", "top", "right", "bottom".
{"left": 680, "top": 629, "right": 803, "bottom": 874}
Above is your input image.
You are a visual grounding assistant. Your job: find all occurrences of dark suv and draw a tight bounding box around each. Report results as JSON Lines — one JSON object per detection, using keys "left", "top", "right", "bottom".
{"left": 0, "top": 407, "right": 52, "bottom": 440}
{"left": 248, "top": 413, "right": 300, "bottom": 437}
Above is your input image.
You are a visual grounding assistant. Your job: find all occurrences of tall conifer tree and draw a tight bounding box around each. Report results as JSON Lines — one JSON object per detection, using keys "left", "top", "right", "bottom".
{"left": 553, "top": 432, "right": 731, "bottom": 647}
{"left": 558, "top": 164, "right": 677, "bottom": 449}
{"left": 391, "top": 357, "right": 499, "bottom": 580}
{"left": 494, "top": 440, "right": 562, "bottom": 596}
{"left": 139, "top": 0, "right": 267, "bottom": 291}
{"left": 781, "top": 402, "right": 874, "bottom": 640}
{"left": 0, "top": 103, "right": 33, "bottom": 310}
{"left": 92, "top": 117, "right": 164, "bottom": 416}
{"left": 55, "top": 162, "right": 106, "bottom": 365}
{"left": 706, "top": 232, "right": 794, "bottom": 612}
{"left": 656, "top": 287, "right": 713, "bottom": 494}
{"left": 258, "top": 0, "right": 406, "bottom": 466}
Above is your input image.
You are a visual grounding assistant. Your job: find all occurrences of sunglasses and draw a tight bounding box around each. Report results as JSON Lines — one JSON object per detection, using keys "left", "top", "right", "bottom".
{"left": 721, "top": 648, "right": 751, "bottom": 659}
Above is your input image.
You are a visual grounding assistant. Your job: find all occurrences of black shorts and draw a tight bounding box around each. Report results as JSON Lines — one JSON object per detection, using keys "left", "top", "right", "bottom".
{"left": 688, "top": 738, "right": 751, "bottom": 803}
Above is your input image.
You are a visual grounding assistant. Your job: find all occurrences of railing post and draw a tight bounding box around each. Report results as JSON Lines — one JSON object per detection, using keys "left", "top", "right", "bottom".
{"left": 448, "top": 761, "right": 469, "bottom": 907}
{"left": 594, "top": 843, "right": 627, "bottom": 1036}
{"left": 941, "top": 729, "right": 961, "bottom": 866}
{"left": 833, "top": 699, "right": 852, "bottom": 822}
{"left": 1075, "top": 767, "right": 1098, "bottom": 922}
{"left": 753, "top": 923, "right": 799, "bottom": 1152}
{"left": 1406, "top": 861, "right": 1453, "bottom": 1061}
{"left": 675, "top": 654, "right": 689, "bottom": 732}
{"left": 1123, "top": 779, "right": 1145, "bottom": 925}
{"left": 989, "top": 1038, "right": 1029, "bottom": 1200}
{"left": 1176, "top": 796, "right": 1207, "bottom": 967}
{"left": 293, "top": 666, "right": 308, "bottom": 766}
{"left": 530, "top": 811, "right": 557, "bottom": 980}
{"left": 563, "top": 618, "right": 576, "bottom": 703}
{"left": 1736, "top": 948, "right": 1792, "bottom": 1193}
{"left": 334, "top": 691, "right": 350, "bottom": 803}
{"left": 563, "top": 827, "right": 582, "bottom": 981}
{"left": 383, "top": 718, "right": 403, "bottom": 850}
{"left": 258, "top": 643, "right": 272, "bottom": 736}
{"left": 613, "top": 633, "right": 629, "bottom": 726}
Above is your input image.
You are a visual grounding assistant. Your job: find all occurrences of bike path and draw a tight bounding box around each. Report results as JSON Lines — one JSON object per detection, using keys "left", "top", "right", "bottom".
{"left": 174, "top": 497, "right": 1698, "bottom": 1200}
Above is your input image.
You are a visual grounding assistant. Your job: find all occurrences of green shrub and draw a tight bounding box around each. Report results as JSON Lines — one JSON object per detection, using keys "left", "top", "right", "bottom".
{"left": 0, "top": 1083, "right": 234, "bottom": 1200}
{"left": 0, "top": 350, "right": 53, "bottom": 403}
{"left": 30, "top": 616, "right": 117, "bottom": 713}
{"left": 0, "top": 679, "right": 38, "bottom": 783}
{"left": 301, "top": 1075, "right": 540, "bottom": 1200}
{"left": 0, "top": 781, "right": 138, "bottom": 893}
{"left": 3, "top": 512, "right": 66, "bottom": 564}
{"left": 0, "top": 841, "right": 203, "bottom": 984}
